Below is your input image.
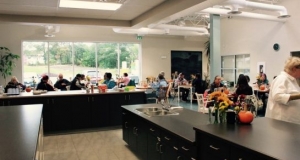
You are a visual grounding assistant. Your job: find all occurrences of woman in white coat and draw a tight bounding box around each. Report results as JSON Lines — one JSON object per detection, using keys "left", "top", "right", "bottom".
{"left": 266, "top": 57, "right": 300, "bottom": 124}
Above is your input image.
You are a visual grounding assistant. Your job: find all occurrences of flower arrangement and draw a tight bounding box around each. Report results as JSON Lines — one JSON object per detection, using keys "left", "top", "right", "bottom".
{"left": 209, "top": 91, "right": 234, "bottom": 123}
{"left": 209, "top": 91, "right": 233, "bottom": 111}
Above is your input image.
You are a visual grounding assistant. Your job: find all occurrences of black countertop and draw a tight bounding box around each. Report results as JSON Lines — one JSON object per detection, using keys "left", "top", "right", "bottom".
{"left": 0, "top": 89, "right": 146, "bottom": 99}
{"left": 0, "top": 104, "right": 43, "bottom": 160}
{"left": 122, "top": 104, "right": 210, "bottom": 142}
{"left": 194, "top": 117, "right": 300, "bottom": 160}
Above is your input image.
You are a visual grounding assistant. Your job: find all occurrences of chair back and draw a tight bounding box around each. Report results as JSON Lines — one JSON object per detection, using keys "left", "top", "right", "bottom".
{"left": 195, "top": 93, "right": 209, "bottom": 113}
{"left": 127, "top": 79, "right": 136, "bottom": 86}
{"left": 157, "top": 85, "right": 168, "bottom": 103}
{"left": 195, "top": 93, "right": 204, "bottom": 107}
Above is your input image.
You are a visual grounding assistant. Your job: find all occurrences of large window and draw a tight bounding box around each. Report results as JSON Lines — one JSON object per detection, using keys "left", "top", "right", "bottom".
{"left": 22, "top": 41, "right": 141, "bottom": 86}
{"left": 221, "top": 54, "right": 250, "bottom": 86}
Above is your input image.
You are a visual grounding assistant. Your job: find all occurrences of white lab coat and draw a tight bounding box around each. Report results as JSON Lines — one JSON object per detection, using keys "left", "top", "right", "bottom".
{"left": 266, "top": 71, "right": 300, "bottom": 124}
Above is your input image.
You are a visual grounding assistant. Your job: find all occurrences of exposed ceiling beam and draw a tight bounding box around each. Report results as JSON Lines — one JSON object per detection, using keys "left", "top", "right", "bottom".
{"left": 130, "top": 0, "right": 206, "bottom": 28}
{"left": 0, "top": 14, "right": 130, "bottom": 27}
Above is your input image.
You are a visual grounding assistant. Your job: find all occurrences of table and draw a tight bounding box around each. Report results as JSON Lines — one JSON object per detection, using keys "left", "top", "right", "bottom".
{"left": 136, "top": 85, "right": 152, "bottom": 89}
{"left": 178, "top": 85, "right": 193, "bottom": 103}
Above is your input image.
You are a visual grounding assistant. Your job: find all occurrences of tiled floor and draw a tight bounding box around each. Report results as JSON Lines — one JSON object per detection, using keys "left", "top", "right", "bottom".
{"left": 43, "top": 98, "right": 198, "bottom": 160}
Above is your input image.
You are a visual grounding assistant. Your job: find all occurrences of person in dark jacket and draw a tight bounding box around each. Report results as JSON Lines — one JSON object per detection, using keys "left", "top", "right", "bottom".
{"left": 36, "top": 75, "right": 55, "bottom": 91}
{"left": 192, "top": 73, "right": 204, "bottom": 94}
{"left": 70, "top": 74, "right": 86, "bottom": 90}
{"left": 54, "top": 73, "right": 71, "bottom": 91}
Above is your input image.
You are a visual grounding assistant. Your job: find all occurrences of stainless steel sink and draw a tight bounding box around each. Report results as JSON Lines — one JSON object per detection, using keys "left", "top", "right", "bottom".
{"left": 135, "top": 107, "right": 179, "bottom": 117}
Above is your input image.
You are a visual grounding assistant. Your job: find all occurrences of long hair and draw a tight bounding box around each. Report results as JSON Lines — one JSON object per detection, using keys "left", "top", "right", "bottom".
{"left": 236, "top": 74, "right": 249, "bottom": 89}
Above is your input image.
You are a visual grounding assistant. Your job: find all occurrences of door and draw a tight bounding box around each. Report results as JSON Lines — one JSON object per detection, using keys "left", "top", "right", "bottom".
{"left": 128, "top": 93, "right": 146, "bottom": 105}
{"left": 147, "top": 135, "right": 161, "bottom": 160}
{"left": 109, "top": 93, "right": 127, "bottom": 125}
{"left": 90, "top": 95, "right": 109, "bottom": 128}
{"left": 51, "top": 97, "right": 72, "bottom": 131}
{"left": 71, "top": 95, "right": 91, "bottom": 130}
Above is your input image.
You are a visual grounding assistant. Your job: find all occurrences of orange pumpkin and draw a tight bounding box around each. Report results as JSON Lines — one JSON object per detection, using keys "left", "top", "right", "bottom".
{"left": 259, "top": 85, "right": 265, "bottom": 90}
{"left": 238, "top": 103, "right": 254, "bottom": 124}
{"left": 25, "top": 87, "right": 31, "bottom": 92}
{"left": 224, "top": 89, "right": 229, "bottom": 95}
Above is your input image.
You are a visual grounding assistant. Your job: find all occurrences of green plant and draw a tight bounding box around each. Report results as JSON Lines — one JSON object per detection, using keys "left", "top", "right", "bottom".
{"left": 0, "top": 47, "right": 20, "bottom": 84}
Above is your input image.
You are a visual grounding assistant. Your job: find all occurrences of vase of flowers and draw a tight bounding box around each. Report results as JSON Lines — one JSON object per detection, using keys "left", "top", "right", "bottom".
{"left": 209, "top": 91, "right": 234, "bottom": 124}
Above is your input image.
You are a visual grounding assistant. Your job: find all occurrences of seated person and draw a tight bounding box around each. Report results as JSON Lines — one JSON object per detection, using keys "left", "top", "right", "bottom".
{"left": 234, "top": 74, "right": 253, "bottom": 102}
{"left": 5, "top": 76, "right": 26, "bottom": 92}
{"left": 102, "top": 72, "right": 116, "bottom": 89}
{"left": 209, "top": 75, "right": 224, "bottom": 93}
{"left": 36, "top": 75, "right": 55, "bottom": 91}
{"left": 151, "top": 74, "right": 168, "bottom": 102}
{"left": 174, "top": 73, "right": 190, "bottom": 101}
{"left": 117, "top": 73, "right": 130, "bottom": 87}
{"left": 70, "top": 74, "right": 86, "bottom": 90}
{"left": 54, "top": 73, "right": 71, "bottom": 91}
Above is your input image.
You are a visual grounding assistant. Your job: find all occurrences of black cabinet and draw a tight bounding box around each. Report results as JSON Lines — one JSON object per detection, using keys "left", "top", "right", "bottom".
{"left": 122, "top": 109, "right": 147, "bottom": 160}
{"left": 127, "top": 93, "right": 145, "bottom": 105}
{"left": 71, "top": 95, "right": 91, "bottom": 130}
{"left": 122, "top": 110, "right": 197, "bottom": 160}
{"left": 196, "top": 132, "right": 274, "bottom": 160}
{"left": 50, "top": 97, "right": 72, "bottom": 132}
{"left": 90, "top": 94, "right": 109, "bottom": 128}
{"left": 110, "top": 93, "right": 146, "bottom": 126}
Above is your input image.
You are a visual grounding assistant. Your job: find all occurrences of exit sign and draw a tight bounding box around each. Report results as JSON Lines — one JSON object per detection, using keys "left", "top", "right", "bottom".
{"left": 136, "top": 35, "right": 143, "bottom": 40}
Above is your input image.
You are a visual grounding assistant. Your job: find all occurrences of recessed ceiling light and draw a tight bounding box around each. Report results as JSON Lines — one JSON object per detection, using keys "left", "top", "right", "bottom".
{"left": 59, "top": 0, "right": 122, "bottom": 11}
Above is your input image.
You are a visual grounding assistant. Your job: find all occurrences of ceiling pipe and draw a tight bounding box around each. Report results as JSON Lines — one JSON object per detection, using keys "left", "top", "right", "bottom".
{"left": 199, "top": 7, "right": 286, "bottom": 22}
{"left": 113, "top": 27, "right": 208, "bottom": 36}
{"left": 148, "top": 0, "right": 228, "bottom": 28}
{"left": 154, "top": 24, "right": 208, "bottom": 34}
{"left": 222, "top": 0, "right": 290, "bottom": 18}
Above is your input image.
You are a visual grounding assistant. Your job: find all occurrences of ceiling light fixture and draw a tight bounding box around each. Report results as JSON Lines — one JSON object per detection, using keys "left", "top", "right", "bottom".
{"left": 59, "top": 0, "right": 122, "bottom": 11}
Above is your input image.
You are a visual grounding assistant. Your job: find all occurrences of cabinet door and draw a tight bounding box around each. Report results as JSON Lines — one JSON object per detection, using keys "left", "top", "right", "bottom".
{"left": 136, "top": 119, "right": 148, "bottom": 160}
{"left": 122, "top": 109, "right": 130, "bottom": 144}
{"left": 161, "top": 143, "right": 178, "bottom": 160}
{"left": 128, "top": 114, "right": 137, "bottom": 151}
{"left": 90, "top": 95, "right": 109, "bottom": 128}
{"left": 109, "top": 94, "right": 127, "bottom": 126}
{"left": 35, "top": 98, "right": 53, "bottom": 133}
{"left": 128, "top": 93, "right": 146, "bottom": 105}
{"left": 71, "top": 96, "right": 91, "bottom": 130}
{"left": 147, "top": 135, "right": 161, "bottom": 160}
{"left": 51, "top": 97, "right": 72, "bottom": 131}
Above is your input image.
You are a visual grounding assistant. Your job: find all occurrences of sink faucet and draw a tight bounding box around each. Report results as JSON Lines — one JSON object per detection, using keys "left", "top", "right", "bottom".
{"left": 160, "top": 99, "right": 171, "bottom": 111}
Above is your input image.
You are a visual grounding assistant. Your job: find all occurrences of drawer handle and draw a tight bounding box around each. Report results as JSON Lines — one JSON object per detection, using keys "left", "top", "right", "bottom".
{"left": 125, "top": 122, "right": 128, "bottom": 128}
{"left": 238, "top": 159, "right": 242, "bottom": 160}
{"left": 159, "top": 145, "right": 163, "bottom": 153}
{"left": 191, "top": 158, "right": 196, "bottom": 160}
{"left": 182, "top": 146, "right": 189, "bottom": 151}
{"left": 135, "top": 128, "right": 138, "bottom": 135}
{"left": 156, "top": 142, "right": 160, "bottom": 151}
{"left": 177, "top": 156, "right": 181, "bottom": 160}
{"left": 209, "top": 145, "right": 220, "bottom": 150}
{"left": 149, "top": 128, "right": 155, "bottom": 132}
{"left": 122, "top": 112, "right": 126, "bottom": 115}
{"left": 133, "top": 127, "right": 136, "bottom": 134}
{"left": 173, "top": 146, "right": 178, "bottom": 150}
{"left": 164, "top": 136, "right": 171, "bottom": 141}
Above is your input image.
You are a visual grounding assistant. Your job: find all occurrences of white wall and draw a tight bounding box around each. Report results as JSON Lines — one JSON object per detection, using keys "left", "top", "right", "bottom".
{"left": 0, "top": 24, "right": 206, "bottom": 85}
{"left": 221, "top": 0, "right": 300, "bottom": 84}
